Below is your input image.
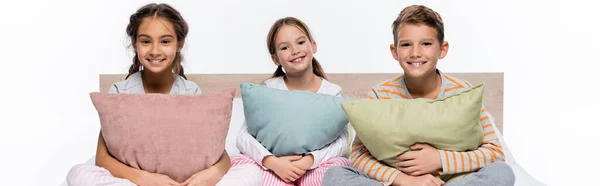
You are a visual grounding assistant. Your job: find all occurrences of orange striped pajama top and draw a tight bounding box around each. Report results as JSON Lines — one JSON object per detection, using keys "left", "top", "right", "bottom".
{"left": 350, "top": 70, "right": 505, "bottom": 185}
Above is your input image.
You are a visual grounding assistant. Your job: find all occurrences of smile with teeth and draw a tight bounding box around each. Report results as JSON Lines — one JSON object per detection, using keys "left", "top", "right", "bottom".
{"left": 290, "top": 56, "right": 305, "bottom": 63}
{"left": 148, "top": 58, "right": 166, "bottom": 63}
{"left": 407, "top": 61, "right": 427, "bottom": 67}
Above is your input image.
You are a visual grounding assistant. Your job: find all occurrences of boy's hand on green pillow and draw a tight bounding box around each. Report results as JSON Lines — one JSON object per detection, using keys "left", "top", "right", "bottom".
{"left": 291, "top": 154, "right": 314, "bottom": 170}
{"left": 396, "top": 143, "right": 442, "bottom": 176}
{"left": 264, "top": 155, "right": 306, "bottom": 183}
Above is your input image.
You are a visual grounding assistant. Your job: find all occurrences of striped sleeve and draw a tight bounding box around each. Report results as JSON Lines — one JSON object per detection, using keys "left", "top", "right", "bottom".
{"left": 438, "top": 105, "right": 505, "bottom": 174}
{"left": 349, "top": 90, "right": 399, "bottom": 185}
{"left": 367, "top": 88, "right": 378, "bottom": 99}
{"left": 351, "top": 137, "right": 400, "bottom": 185}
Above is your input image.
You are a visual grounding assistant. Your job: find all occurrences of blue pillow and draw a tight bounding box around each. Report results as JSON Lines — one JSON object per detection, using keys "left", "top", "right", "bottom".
{"left": 240, "top": 83, "right": 350, "bottom": 156}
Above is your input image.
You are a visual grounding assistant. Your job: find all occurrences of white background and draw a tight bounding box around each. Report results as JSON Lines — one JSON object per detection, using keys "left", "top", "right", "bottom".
{"left": 1, "top": 0, "right": 599, "bottom": 185}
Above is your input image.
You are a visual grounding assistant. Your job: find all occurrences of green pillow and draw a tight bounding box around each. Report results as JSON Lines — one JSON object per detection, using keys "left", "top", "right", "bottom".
{"left": 342, "top": 84, "right": 484, "bottom": 170}
{"left": 344, "top": 124, "right": 355, "bottom": 158}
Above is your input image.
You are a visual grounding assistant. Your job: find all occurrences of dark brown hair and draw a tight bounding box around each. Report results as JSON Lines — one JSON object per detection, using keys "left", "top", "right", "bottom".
{"left": 267, "top": 17, "right": 327, "bottom": 79}
{"left": 125, "top": 3, "right": 189, "bottom": 79}
{"left": 392, "top": 5, "right": 444, "bottom": 47}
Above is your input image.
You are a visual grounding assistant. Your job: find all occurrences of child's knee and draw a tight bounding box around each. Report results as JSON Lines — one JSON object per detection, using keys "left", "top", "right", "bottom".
{"left": 485, "top": 162, "right": 516, "bottom": 185}
{"left": 219, "top": 164, "right": 262, "bottom": 186}
{"left": 329, "top": 157, "right": 352, "bottom": 167}
{"left": 324, "top": 166, "right": 344, "bottom": 176}
{"left": 490, "top": 162, "right": 513, "bottom": 174}
{"left": 67, "top": 164, "right": 94, "bottom": 178}
{"left": 238, "top": 163, "right": 262, "bottom": 177}
{"left": 323, "top": 166, "right": 375, "bottom": 186}
{"left": 323, "top": 166, "right": 350, "bottom": 182}
{"left": 66, "top": 164, "right": 107, "bottom": 185}
{"left": 230, "top": 163, "right": 260, "bottom": 171}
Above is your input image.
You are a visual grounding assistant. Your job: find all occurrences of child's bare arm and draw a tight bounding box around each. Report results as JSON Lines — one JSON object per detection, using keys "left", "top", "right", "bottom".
{"left": 96, "top": 132, "right": 179, "bottom": 185}
{"left": 212, "top": 151, "right": 231, "bottom": 177}
{"left": 95, "top": 131, "right": 144, "bottom": 181}
{"left": 183, "top": 150, "right": 231, "bottom": 185}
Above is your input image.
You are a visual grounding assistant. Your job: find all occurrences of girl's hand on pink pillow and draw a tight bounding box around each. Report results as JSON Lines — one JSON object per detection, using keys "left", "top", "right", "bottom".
{"left": 135, "top": 171, "right": 181, "bottom": 186}
{"left": 182, "top": 167, "right": 222, "bottom": 186}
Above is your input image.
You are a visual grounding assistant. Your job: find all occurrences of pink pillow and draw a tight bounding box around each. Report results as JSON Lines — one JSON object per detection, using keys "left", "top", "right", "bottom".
{"left": 90, "top": 88, "right": 235, "bottom": 182}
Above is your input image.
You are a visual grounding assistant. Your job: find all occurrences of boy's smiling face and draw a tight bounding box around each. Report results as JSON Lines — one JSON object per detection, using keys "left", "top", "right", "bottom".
{"left": 390, "top": 23, "right": 449, "bottom": 79}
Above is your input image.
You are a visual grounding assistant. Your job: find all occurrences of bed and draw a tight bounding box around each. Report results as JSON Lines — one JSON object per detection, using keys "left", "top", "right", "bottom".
{"left": 62, "top": 73, "right": 545, "bottom": 185}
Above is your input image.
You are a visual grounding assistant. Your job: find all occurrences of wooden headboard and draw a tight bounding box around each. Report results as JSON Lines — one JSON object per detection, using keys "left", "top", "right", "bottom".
{"left": 100, "top": 73, "right": 504, "bottom": 132}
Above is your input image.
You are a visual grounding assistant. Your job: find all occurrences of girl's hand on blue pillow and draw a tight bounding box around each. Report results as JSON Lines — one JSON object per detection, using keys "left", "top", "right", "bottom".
{"left": 264, "top": 155, "right": 305, "bottom": 182}
{"left": 291, "top": 154, "right": 314, "bottom": 170}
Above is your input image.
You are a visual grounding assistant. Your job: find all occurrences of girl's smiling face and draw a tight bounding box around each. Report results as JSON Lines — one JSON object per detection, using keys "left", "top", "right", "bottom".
{"left": 135, "top": 17, "right": 182, "bottom": 74}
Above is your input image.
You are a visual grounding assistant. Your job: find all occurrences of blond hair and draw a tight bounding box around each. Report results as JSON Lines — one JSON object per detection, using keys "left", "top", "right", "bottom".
{"left": 392, "top": 5, "right": 444, "bottom": 46}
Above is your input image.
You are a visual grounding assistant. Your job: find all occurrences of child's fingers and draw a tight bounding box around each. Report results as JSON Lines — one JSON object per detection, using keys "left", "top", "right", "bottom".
{"left": 288, "top": 171, "right": 300, "bottom": 181}
{"left": 291, "top": 161, "right": 305, "bottom": 169}
{"left": 399, "top": 166, "right": 419, "bottom": 175}
{"left": 283, "top": 176, "right": 292, "bottom": 183}
{"left": 293, "top": 155, "right": 304, "bottom": 161}
{"left": 292, "top": 165, "right": 306, "bottom": 175}
{"left": 398, "top": 153, "right": 416, "bottom": 161}
{"left": 396, "top": 159, "right": 417, "bottom": 167}
{"left": 430, "top": 178, "right": 444, "bottom": 186}
{"left": 169, "top": 180, "right": 182, "bottom": 186}
{"left": 282, "top": 175, "right": 290, "bottom": 183}
{"left": 182, "top": 177, "right": 191, "bottom": 185}
{"left": 277, "top": 173, "right": 291, "bottom": 183}
{"left": 428, "top": 179, "right": 439, "bottom": 186}
{"left": 281, "top": 155, "right": 303, "bottom": 161}
{"left": 165, "top": 175, "right": 183, "bottom": 186}
{"left": 290, "top": 174, "right": 300, "bottom": 181}
{"left": 429, "top": 179, "right": 438, "bottom": 186}
{"left": 410, "top": 171, "right": 424, "bottom": 176}
{"left": 433, "top": 177, "right": 445, "bottom": 186}
{"left": 410, "top": 143, "right": 429, "bottom": 150}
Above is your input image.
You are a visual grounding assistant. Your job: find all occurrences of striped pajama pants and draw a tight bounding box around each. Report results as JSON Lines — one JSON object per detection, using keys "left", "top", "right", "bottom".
{"left": 66, "top": 162, "right": 262, "bottom": 186}
{"left": 230, "top": 155, "right": 351, "bottom": 186}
